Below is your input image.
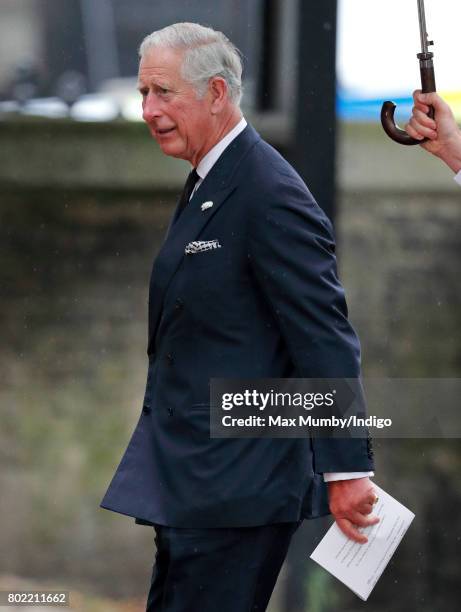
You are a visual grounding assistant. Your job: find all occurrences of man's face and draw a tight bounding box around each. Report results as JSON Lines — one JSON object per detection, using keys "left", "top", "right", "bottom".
{"left": 138, "top": 46, "right": 212, "bottom": 165}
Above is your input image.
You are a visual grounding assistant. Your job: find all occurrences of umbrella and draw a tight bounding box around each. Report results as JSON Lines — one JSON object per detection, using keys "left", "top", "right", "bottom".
{"left": 381, "top": 0, "right": 437, "bottom": 145}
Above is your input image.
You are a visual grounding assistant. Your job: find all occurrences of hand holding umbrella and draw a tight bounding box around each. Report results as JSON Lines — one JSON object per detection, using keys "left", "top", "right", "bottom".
{"left": 406, "top": 91, "right": 461, "bottom": 173}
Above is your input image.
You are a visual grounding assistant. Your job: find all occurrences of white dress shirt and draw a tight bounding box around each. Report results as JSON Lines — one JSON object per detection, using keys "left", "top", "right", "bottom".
{"left": 189, "top": 117, "right": 374, "bottom": 484}
{"left": 190, "top": 117, "right": 248, "bottom": 197}
{"left": 454, "top": 170, "right": 461, "bottom": 186}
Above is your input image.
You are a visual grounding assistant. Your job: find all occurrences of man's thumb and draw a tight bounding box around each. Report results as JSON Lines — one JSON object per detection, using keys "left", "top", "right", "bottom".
{"left": 418, "top": 92, "right": 441, "bottom": 108}
{"left": 417, "top": 92, "right": 431, "bottom": 103}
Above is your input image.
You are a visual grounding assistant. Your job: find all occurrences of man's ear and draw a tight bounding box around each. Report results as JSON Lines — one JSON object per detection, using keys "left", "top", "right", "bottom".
{"left": 209, "top": 77, "right": 228, "bottom": 114}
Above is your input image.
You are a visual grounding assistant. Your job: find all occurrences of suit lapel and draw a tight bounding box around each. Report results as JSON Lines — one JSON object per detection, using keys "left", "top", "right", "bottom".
{"left": 147, "top": 124, "right": 261, "bottom": 354}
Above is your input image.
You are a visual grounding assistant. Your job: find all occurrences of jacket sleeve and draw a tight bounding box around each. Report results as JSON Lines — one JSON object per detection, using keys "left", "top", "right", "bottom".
{"left": 247, "top": 178, "right": 374, "bottom": 472}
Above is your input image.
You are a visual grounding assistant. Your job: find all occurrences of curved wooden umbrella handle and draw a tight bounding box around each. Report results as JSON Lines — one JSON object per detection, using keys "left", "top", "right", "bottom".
{"left": 381, "top": 49, "right": 436, "bottom": 146}
{"left": 380, "top": 101, "right": 433, "bottom": 146}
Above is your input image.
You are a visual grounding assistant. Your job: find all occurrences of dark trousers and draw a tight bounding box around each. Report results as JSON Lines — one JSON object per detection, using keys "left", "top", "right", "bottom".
{"left": 146, "top": 521, "right": 302, "bottom": 611}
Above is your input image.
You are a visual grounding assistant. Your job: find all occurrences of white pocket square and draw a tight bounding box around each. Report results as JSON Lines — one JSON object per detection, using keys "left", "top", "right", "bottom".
{"left": 185, "top": 240, "right": 222, "bottom": 255}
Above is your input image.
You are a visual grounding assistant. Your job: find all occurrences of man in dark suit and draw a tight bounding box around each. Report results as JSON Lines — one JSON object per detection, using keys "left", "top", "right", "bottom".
{"left": 100, "top": 22, "right": 378, "bottom": 611}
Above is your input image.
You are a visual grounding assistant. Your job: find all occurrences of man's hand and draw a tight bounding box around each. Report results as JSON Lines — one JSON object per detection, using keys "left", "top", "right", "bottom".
{"left": 405, "top": 90, "right": 461, "bottom": 173}
{"left": 327, "top": 477, "right": 379, "bottom": 544}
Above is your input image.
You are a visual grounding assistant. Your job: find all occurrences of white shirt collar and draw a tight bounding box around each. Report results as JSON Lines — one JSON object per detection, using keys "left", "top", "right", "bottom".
{"left": 195, "top": 117, "right": 247, "bottom": 181}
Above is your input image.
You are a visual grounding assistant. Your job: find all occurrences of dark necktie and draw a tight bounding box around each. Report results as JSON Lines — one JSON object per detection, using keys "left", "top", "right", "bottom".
{"left": 174, "top": 168, "right": 199, "bottom": 223}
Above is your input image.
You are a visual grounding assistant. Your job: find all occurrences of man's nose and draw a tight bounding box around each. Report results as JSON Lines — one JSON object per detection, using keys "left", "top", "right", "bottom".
{"left": 142, "top": 93, "right": 162, "bottom": 123}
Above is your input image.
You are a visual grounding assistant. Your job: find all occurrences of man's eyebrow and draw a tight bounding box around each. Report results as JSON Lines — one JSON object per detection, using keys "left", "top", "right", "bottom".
{"left": 136, "top": 80, "right": 170, "bottom": 91}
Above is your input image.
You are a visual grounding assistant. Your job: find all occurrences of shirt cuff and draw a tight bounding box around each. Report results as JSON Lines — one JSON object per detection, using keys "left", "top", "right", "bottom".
{"left": 454, "top": 170, "right": 461, "bottom": 186}
{"left": 323, "top": 471, "right": 375, "bottom": 482}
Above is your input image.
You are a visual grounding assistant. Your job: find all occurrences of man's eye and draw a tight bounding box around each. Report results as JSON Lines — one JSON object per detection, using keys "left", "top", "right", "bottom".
{"left": 160, "top": 88, "right": 169, "bottom": 95}
{"left": 140, "top": 89, "right": 148, "bottom": 97}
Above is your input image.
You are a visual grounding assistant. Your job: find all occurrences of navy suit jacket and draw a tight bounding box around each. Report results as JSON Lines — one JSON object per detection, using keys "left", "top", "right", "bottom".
{"left": 100, "top": 124, "right": 374, "bottom": 528}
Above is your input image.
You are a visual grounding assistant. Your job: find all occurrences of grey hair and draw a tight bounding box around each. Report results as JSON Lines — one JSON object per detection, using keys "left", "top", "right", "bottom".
{"left": 139, "top": 22, "right": 243, "bottom": 106}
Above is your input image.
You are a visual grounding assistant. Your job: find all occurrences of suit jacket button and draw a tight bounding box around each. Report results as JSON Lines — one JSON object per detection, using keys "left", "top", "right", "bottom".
{"left": 166, "top": 353, "right": 174, "bottom": 365}
{"left": 167, "top": 407, "right": 173, "bottom": 416}
{"left": 142, "top": 405, "right": 152, "bottom": 415}
{"left": 174, "top": 298, "right": 184, "bottom": 311}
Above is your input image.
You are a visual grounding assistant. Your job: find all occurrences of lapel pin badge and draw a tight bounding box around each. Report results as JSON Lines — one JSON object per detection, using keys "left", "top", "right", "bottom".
{"left": 201, "top": 201, "right": 214, "bottom": 212}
